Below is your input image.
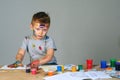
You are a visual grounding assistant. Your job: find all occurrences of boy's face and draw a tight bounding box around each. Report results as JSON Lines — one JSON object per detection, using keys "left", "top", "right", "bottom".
{"left": 31, "top": 23, "right": 49, "bottom": 40}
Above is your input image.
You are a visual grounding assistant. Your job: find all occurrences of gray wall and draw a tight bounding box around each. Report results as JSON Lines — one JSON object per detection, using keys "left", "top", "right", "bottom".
{"left": 0, "top": 0, "right": 120, "bottom": 65}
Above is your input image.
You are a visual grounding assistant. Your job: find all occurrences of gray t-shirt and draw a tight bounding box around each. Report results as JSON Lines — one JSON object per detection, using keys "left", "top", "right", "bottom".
{"left": 20, "top": 35, "right": 57, "bottom": 64}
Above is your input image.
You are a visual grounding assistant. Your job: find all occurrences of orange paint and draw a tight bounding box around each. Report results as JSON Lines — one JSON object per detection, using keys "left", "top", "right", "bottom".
{"left": 48, "top": 71, "right": 54, "bottom": 76}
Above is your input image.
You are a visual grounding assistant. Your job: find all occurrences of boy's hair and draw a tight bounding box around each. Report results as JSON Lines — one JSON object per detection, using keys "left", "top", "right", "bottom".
{"left": 31, "top": 12, "right": 50, "bottom": 26}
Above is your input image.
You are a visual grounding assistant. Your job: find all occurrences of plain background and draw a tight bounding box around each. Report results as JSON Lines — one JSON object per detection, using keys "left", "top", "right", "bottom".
{"left": 0, "top": 0, "right": 120, "bottom": 65}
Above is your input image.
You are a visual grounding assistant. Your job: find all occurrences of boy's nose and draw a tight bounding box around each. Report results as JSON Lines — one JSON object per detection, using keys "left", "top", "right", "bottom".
{"left": 39, "top": 29, "right": 43, "bottom": 35}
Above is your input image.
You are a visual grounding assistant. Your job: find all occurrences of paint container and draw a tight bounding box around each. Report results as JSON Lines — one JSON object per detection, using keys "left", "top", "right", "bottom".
{"left": 86, "top": 59, "right": 93, "bottom": 69}
{"left": 72, "top": 65, "right": 77, "bottom": 72}
{"left": 57, "top": 65, "right": 62, "bottom": 73}
{"left": 26, "top": 66, "right": 31, "bottom": 73}
{"left": 110, "top": 61, "right": 120, "bottom": 79}
{"left": 61, "top": 65, "right": 64, "bottom": 72}
{"left": 57, "top": 66, "right": 62, "bottom": 74}
{"left": 48, "top": 71, "right": 54, "bottom": 76}
{"left": 105, "top": 67, "right": 113, "bottom": 71}
{"left": 100, "top": 60, "right": 107, "bottom": 69}
{"left": 110, "top": 58, "right": 116, "bottom": 67}
{"left": 78, "top": 65, "right": 83, "bottom": 71}
{"left": 31, "top": 68, "right": 37, "bottom": 75}
{"left": 115, "top": 61, "right": 120, "bottom": 71}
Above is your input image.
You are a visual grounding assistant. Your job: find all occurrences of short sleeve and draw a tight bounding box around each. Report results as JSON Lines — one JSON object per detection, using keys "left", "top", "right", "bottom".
{"left": 20, "top": 37, "right": 28, "bottom": 50}
{"left": 46, "top": 37, "right": 57, "bottom": 51}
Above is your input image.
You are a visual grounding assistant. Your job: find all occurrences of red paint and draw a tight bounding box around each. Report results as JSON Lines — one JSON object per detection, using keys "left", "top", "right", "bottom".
{"left": 39, "top": 46, "right": 42, "bottom": 50}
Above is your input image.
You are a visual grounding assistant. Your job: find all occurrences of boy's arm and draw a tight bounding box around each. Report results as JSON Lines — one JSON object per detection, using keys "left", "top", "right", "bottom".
{"left": 16, "top": 48, "right": 26, "bottom": 62}
{"left": 40, "top": 48, "right": 54, "bottom": 64}
{"left": 31, "top": 48, "right": 54, "bottom": 66}
{"left": 8, "top": 48, "right": 25, "bottom": 68}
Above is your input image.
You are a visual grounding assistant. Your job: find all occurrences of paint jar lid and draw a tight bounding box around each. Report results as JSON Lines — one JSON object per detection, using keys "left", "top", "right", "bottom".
{"left": 78, "top": 65, "right": 83, "bottom": 71}
{"left": 48, "top": 71, "right": 54, "bottom": 76}
{"left": 57, "top": 66, "right": 62, "bottom": 72}
{"left": 116, "top": 62, "right": 120, "bottom": 65}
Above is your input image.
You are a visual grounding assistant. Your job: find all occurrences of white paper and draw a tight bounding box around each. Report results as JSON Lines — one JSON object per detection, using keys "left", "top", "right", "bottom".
{"left": 40, "top": 64, "right": 76, "bottom": 72}
{"left": 0, "top": 65, "right": 26, "bottom": 70}
{"left": 0, "top": 65, "right": 58, "bottom": 71}
{"left": 44, "top": 71, "right": 112, "bottom": 80}
{"left": 44, "top": 72, "right": 79, "bottom": 80}
{"left": 85, "top": 71, "right": 112, "bottom": 79}
{"left": 39, "top": 65, "right": 57, "bottom": 72}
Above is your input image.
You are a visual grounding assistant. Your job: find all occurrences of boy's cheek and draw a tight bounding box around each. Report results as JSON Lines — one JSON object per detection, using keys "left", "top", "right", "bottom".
{"left": 43, "top": 32, "right": 47, "bottom": 36}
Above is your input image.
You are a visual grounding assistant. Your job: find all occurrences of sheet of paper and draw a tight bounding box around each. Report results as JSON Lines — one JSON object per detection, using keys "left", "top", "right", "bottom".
{"left": 44, "top": 71, "right": 112, "bottom": 80}
{"left": 44, "top": 72, "right": 92, "bottom": 80}
{"left": 44, "top": 72, "right": 81, "bottom": 80}
{"left": 39, "top": 65, "right": 57, "bottom": 72}
{"left": 39, "top": 64, "right": 76, "bottom": 72}
{"left": 0, "top": 65, "right": 57, "bottom": 71}
{"left": 64, "top": 64, "right": 76, "bottom": 70}
{"left": 0, "top": 65, "right": 26, "bottom": 70}
{"left": 85, "top": 71, "right": 112, "bottom": 79}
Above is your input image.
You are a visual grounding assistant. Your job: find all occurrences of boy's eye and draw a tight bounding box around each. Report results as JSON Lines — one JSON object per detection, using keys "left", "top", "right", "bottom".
{"left": 35, "top": 28, "right": 47, "bottom": 31}
{"left": 43, "top": 29, "right": 47, "bottom": 31}
{"left": 36, "top": 28, "right": 40, "bottom": 30}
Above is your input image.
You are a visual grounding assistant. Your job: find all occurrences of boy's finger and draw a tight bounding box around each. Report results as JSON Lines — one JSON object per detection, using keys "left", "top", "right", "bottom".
{"left": 32, "top": 60, "right": 39, "bottom": 65}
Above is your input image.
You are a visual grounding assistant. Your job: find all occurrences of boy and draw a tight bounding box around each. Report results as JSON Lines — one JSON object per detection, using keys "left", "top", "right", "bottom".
{"left": 8, "top": 12, "right": 57, "bottom": 68}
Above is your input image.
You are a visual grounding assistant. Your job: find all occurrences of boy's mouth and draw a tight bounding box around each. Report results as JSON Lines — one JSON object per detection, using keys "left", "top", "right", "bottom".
{"left": 37, "top": 35, "right": 43, "bottom": 38}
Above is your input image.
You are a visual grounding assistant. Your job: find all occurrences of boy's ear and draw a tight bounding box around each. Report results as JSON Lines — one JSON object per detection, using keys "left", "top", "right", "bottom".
{"left": 30, "top": 24, "right": 33, "bottom": 30}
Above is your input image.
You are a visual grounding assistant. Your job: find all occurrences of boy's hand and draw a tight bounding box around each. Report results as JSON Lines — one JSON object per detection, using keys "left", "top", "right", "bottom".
{"left": 8, "top": 61, "right": 23, "bottom": 68}
{"left": 30, "top": 60, "right": 40, "bottom": 69}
